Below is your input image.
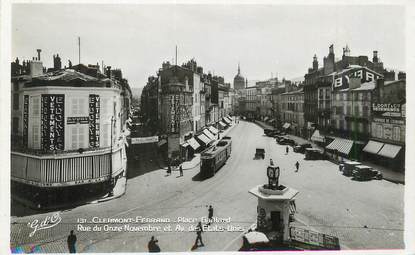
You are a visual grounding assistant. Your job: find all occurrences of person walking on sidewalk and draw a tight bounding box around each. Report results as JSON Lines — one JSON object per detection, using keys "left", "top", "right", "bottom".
{"left": 179, "top": 164, "right": 183, "bottom": 177}
{"left": 286, "top": 146, "right": 289, "bottom": 155}
{"left": 167, "top": 163, "right": 172, "bottom": 176}
{"left": 207, "top": 205, "right": 214, "bottom": 225}
{"left": 295, "top": 161, "right": 300, "bottom": 172}
{"left": 270, "top": 159, "right": 274, "bottom": 166}
{"left": 67, "top": 230, "right": 77, "bottom": 253}
{"left": 194, "top": 222, "right": 204, "bottom": 247}
{"left": 148, "top": 236, "right": 161, "bottom": 252}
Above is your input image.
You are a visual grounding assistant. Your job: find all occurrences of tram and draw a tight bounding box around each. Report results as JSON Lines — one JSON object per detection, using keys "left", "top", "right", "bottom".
{"left": 200, "top": 139, "right": 232, "bottom": 177}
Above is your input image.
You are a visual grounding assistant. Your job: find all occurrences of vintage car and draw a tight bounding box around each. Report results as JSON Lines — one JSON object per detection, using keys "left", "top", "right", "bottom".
{"left": 293, "top": 143, "right": 312, "bottom": 154}
{"left": 304, "top": 148, "right": 324, "bottom": 160}
{"left": 278, "top": 138, "right": 296, "bottom": 146}
{"left": 255, "top": 148, "right": 265, "bottom": 159}
{"left": 264, "top": 129, "right": 275, "bottom": 137}
{"left": 352, "top": 165, "right": 383, "bottom": 180}
{"left": 341, "top": 161, "right": 361, "bottom": 176}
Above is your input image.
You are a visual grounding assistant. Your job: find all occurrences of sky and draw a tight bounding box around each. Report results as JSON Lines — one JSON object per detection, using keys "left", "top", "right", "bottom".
{"left": 12, "top": 4, "right": 405, "bottom": 89}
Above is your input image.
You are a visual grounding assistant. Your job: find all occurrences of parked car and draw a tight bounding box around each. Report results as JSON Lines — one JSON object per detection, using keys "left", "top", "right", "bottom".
{"left": 341, "top": 161, "right": 361, "bottom": 176}
{"left": 293, "top": 143, "right": 312, "bottom": 154}
{"left": 304, "top": 148, "right": 325, "bottom": 160}
{"left": 278, "top": 138, "right": 296, "bottom": 146}
{"left": 352, "top": 165, "right": 383, "bottom": 180}
{"left": 255, "top": 148, "right": 265, "bottom": 159}
{"left": 264, "top": 129, "right": 276, "bottom": 137}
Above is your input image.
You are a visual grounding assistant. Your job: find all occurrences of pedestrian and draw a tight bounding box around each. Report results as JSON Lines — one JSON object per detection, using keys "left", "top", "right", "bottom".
{"left": 194, "top": 222, "right": 204, "bottom": 247}
{"left": 286, "top": 146, "right": 289, "bottom": 155}
{"left": 179, "top": 164, "right": 183, "bottom": 177}
{"left": 67, "top": 230, "right": 77, "bottom": 253}
{"left": 208, "top": 205, "right": 214, "bottom": 225}
{"left": 295, "top": 161, "right": 300, "bottom": 172}
{"left": 270, "top": 159, "right": 274, "bottom": 166}
{"left": 167, "top": 163, "right": 171, "bottom": 176}
{"left": 218, "top": 133, "right": 220, "bottom": 140}
{"left": 148, "top": 236, "right": 161, "bottom": 253}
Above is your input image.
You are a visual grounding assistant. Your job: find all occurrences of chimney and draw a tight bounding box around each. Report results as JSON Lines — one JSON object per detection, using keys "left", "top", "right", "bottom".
{"left": 36, "top": 49, "right": 41, "bottom": 61}
{"left": 329, "top": 44, "right": 334, "bottom": 55}
{"left": 375, "top": 77, "right": 384, "bottom": 101}
{"left": 373, "top": 51, "right": 378, "bottom": 63}
{"left": 398, "top": 72, "right": 406, "bottom": 81}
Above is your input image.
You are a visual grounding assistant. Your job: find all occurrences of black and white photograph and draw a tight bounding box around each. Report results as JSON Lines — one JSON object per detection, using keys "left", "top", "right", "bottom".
{"left": 2, "top": 1, "right": 414, "bottom": 254}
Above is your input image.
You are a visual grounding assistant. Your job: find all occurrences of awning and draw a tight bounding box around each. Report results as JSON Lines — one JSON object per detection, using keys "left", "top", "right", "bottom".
{"left": 377, "top": 143, "right": 402, "bottom": 159}
{"left": 197, "top": 134, "right": 212, "bottom": 145}
{"left": 208, "top": 126, "right": 219, "bottom": 135}
{"left": 158, "top": 139, "right": 167, "bottom": 147}
{"left": 226, "top": 116, "right": 233, "bottom": 123}
{"left": 269, "top": 119, "right": 275, "bottom": 123}
{"left": 203, "top": 129, "right": 216, "bottom": 141}
{"left": 311, "top": 130, "right": 325, "bottom": 143}
{"left": 219, "top": 121, "right": 227, "bottom": 128}
{"left": 180, "top": 142, "right": 189, "bottom": 148}
{"left": 363, "top": 140, "right": 385, "bottom": 154}
{"left": 187, "top": 138, "right": 200, "bottom": 150}
{"left": 264, "top": 117, "right": 269, "bottom": 122}
{"left": 245, "top": 231, "right": 269, "bottom": 244}
{"left": 282, "top": 123, "right": 291, "bottom": 129}
{"left": 223, "top": 117, "right": 231, "bottom": 124}
{"left": 325, "top": 138, "right": 354, "bottom": 155}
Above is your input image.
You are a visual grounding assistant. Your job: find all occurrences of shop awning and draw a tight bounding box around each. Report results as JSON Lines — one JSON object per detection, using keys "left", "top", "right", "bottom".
{"left": 208, "top": 126, "right": 219, "bottom": 135}
{"left": 363, "top": 140, "right": 385, "bottom": 154}
{"left": 180, "top": 142, "right": 189, "bottom": 148}
{"left": 282, "top": 123, "right": 291, "bottom": 129}
{"left": 264, "top": 117, "right": 269, "bottom": 122}
{"left": 377, "top": 143, "right": 402, "bottom": 159}
{"left": 325, "top": 138, "right": 354, "bottom": 155}
{"left": 197, "top": 134, "right": 212, "bottom": 145}
{"left": 311, "top": 130, "right": 325, "bottom": 143}
{"left": 187, "top": 138, "right": 200, "bottom": 150}
{"left": 226, "top": 116, "right": 233, "bottom": 123}
{"left": 203, "top": 129, "right": 216, "bottom": 141}
{"left": 219, "top": 121, "right": 227, "bottom": 128}
{"left": 223, "top": 117, "right": 231, "bottom": 124}
{"left": 269, "top": 119, "right": 275, "bottom": 123}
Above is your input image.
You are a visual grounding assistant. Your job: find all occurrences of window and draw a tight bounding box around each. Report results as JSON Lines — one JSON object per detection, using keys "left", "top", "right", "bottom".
{"left": 376, "top": 125, "right": 383, "bottom": 138}
{"left": 354, "top": 105, "right": 359, "bottom": 116}
{"left": 71, "top": 125, "right": 86, "bottom": 149}
{"left": 71, "top": 98, "right": 87, "bottom": 115}
{"left": 32, "top": 124, "right": 40, "bottom": 149}
{"left": 347, "top": 106, "right": 351, "bottom": 115}
{"left": 13, "top": 94, "right": 19, "bottom": 110}
{"left": 343, "top": 93, "right": 346, "bottom": 101}
{"left": 393, "top": 126, "right": 401, "bottom": 141}
{"left": 363, "top": 106, "right": 369, "bottom": 117}
{"left": 340, "top": 120, "right": 345, "bottom": 130}
{"left": 358, "top": 93, "right": 363, "bottom": 100}
{"left": 31, "top": 97, "right": 40, "bottom": 116}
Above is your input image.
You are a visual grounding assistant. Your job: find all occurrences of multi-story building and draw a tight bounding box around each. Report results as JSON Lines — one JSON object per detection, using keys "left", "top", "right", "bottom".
{"left": 304, "top": 44, "right": 387, "bottom": 139}
{"left": 241, "top": 86, "right": 260, "bottom": 120}
{"left": 258, "top": 87, "right": 273, "bottom": 120}
{"left": 11, "top": 52, "right": 131, "bottom": 208}
{"left": 280, "top": 88, "right": 304, "bottom": 136}
{"left": 364, "top": 77, "right": 406, "bottom": 170}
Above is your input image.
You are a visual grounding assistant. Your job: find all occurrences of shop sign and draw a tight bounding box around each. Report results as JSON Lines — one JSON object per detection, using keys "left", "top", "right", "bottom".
{"left": 372, "top": 103, "right": 402, "bottom": 117}
{"left": 131, "top": 136, "right": 159, "bottom": 144}
{"left": 41, "top": 94, "right": 65, "bottom": 151}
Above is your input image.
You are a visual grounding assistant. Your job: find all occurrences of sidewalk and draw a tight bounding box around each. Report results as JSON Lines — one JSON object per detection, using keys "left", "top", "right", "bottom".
{"left": 254, "top": 120, "right": 405, "bottom": 184}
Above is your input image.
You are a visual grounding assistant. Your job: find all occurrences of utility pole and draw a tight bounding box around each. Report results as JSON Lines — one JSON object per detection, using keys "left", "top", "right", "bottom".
{"left": 78, "top": 36, "right": 81, "bottom": 64}
{"left": 175, "top": 45, "right": 178, "bottom": 66}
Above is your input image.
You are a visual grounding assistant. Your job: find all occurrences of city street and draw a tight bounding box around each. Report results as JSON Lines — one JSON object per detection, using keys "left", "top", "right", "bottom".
{"left": 11, "top": 120, "right": 404, "bottom": 252}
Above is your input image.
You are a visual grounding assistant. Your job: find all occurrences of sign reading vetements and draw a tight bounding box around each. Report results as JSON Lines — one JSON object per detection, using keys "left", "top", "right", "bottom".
{"left": 23, "top": 95, "right": 29, "bottom": 147}
{"left": 89, "top": 94, "right": 100, "bottom": 148}
{"left": 41, "top": 94, "right": 65, "bottom": 151}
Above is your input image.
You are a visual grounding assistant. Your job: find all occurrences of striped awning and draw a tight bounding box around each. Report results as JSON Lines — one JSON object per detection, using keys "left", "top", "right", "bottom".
{"left": 325, "top": 138, "right": 354, "bottom": 155}
{"left": 181, "top": 142, "right": 189, "bottom": 148}
{"left": 187, "top": 138, "right": 200, "bottom": 150}
{"left": 208, "top": 126, "right": 219, "bottom": 135}
{"left": 311, "top": 130, "right": 325, "bottom": 143}
{"left": 197, "top": 134, "right": 212, "bottom": 145}
{"left": 377, "top": 143, "right": 402, "bottom": 159}
{"left": 363, "top": 140, "right": 385, "bottom": 154}
{"left": 203, "top": 129, "right": 216, "bottom": 141}
{"left": 219, "top": 121, "right": 227, "bottom": 128}
{"left": 223, "top": 117, "right": 231, "bottom": 124}
{"left": 226, "top": 116, "right": 233, "bottom": 122}
{"left": 282, "top": 123, "right": 291, "bottom": 129}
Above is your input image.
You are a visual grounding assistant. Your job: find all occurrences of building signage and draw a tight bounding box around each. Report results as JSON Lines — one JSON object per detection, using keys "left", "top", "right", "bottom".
{"left": 41, "top": 94, "right": 65, "bottom": 151}
{"left": 168, "top": 94, "right": 180, "bottom": 134}
{"left": 373, "top": 117, "right": 405, "bottom": 125}
{"left": 290, "top": 227, "right": 340, "bottom": 250}
{"left": 89, "top": 94, "right": 100, "bottom": 148}
{"left": 372, "top": 103, "right": 402, "bottom": 117}
{"left": 23, "top": 95, "right": 29, "bottom": 147}
{"left": 67, "top": 117, "right": 89, "bottom": 124}
{"left": 131, "top": 136, "right": 159, "bottom": 144}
